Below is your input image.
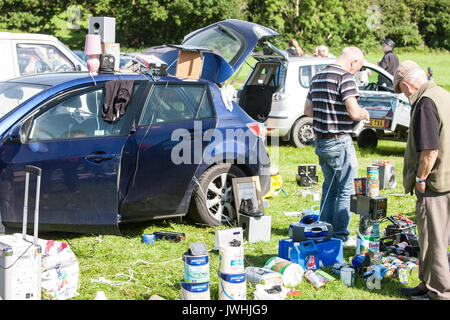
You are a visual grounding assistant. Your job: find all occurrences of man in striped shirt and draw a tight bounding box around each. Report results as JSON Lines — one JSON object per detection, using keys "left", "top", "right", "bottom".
{"left": 304, "top": 47, "right": 369, "bottom": 246}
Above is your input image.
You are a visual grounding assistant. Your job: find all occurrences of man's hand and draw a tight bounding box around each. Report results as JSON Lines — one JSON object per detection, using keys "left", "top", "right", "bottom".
{"left": 415, "top": 149, "right": 439, "bottom": 194}
{"left": 415, "top": 181, "right": 426, "bottom": 194}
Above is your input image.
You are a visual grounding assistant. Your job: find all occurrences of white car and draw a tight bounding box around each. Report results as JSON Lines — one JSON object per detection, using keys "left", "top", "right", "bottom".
{"left": 237, "top": 49, "right": 410, "bottom": 148}
{"left": 0, "top": 32, "right": 87, "bottom": 82}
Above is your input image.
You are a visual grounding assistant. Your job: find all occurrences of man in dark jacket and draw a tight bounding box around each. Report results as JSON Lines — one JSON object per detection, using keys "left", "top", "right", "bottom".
{"left": 378, "top": 38, "right": 399, "bottom": 75}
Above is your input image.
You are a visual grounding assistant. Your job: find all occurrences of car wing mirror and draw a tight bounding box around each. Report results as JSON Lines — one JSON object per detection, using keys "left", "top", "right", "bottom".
{"left": 8, "top": 119, "right": 31, "bottom": 144}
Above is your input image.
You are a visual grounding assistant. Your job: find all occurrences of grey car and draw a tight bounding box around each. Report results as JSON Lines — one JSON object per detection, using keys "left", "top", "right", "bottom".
{"left": 237, "top": 50, "right": 410, "bottom": 148}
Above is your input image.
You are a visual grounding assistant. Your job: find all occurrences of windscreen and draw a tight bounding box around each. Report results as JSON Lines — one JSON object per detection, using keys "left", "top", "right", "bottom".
{"left": 0, "top": 82, "right": 47, "bottom": 119}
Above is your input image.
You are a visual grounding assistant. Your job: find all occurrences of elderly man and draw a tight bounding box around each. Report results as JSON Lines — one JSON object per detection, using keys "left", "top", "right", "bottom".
{"left": 394, "top": 60, "right": 450, "bottom": 300}
{"left": 317, "top": 45, "right": 335, "bottom": 58}
{"left": 378, "top": 38, "right": 399, "bottom": 75}
{"left": 304, "top": 47, "right": 369, "bottom": 246}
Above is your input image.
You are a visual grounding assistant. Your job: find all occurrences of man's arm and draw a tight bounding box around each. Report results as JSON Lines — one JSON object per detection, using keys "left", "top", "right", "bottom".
{"left": 378, "top": 54, "right": 389, "bottom": 70}
{"left": 415, "top": 149, "right": 439, "bottom": 193}
{"left": 344, "top": 96, "right": 370, "bottom": 121}
{"left": 304, "top": 99, "right": 313, "bottom": 117}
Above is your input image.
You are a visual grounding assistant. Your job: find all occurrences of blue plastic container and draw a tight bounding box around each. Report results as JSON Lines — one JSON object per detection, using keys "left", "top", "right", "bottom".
{"left": 278, "top": 238, "right": 344, "bottom": 269}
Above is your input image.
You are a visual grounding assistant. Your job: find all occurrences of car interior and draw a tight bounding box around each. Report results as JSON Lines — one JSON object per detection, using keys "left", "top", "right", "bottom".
{"left": 238, "top": 62, "right": 285, "bottom": 122}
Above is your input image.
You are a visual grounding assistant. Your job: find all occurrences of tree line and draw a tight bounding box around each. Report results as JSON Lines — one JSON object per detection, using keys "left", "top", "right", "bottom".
{"left": 0, "top": 0, "right": 448, "bottom": 51}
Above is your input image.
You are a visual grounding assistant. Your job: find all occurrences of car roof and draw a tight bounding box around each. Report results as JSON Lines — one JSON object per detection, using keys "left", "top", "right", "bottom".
{"left": 4, "top": 71, "right": 213, "bottom": 88}
{"left": 0, "top": 32, "right": 59, "bottom": 41}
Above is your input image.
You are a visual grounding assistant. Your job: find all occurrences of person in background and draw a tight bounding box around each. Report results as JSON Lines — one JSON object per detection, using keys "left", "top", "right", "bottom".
{"left": 313, "top": 46, "right": 320, "bottom": 57}
{"left": 304, "top": 47, "right": 369, "bottom": 246}
{"left": 287, "top": 38, "right": 309, "bottom": 57}
{"left": 394, "top": 60, "right": 450, "bottom": 300}
{"left": 317, "top": 45, "right": 335, "bottom": 58}
{"left": 378, "top": 38, "right": 399, "bottom": 76}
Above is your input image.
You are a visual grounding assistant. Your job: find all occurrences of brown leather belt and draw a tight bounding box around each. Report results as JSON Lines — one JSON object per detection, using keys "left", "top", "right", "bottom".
{"left": 316, "top": 132, "right": 349, "bottom": 139}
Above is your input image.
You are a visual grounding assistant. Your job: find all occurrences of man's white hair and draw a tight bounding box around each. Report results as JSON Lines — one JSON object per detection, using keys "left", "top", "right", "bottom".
{"left": 403, "top": 67, "right": 427, "bottom": 87}
{"left": 318, "top": 45, "right": 329, "bottom": 54}
{"left": 340, "top": 47, "right": 364, "bottom": 61}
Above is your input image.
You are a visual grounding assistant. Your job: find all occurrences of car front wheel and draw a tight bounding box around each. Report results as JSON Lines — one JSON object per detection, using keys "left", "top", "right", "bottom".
{"left": 189, "top": 163, "right": 246, "bottom": 226}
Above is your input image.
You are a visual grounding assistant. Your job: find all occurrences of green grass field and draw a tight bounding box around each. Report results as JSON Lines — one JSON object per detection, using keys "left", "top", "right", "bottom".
{"left": 41, "top": 139, "right": 422, "bottom": 300}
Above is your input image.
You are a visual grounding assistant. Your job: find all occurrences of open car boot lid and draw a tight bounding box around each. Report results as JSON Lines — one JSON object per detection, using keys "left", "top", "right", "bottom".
{"left": 158, "top": 19, "right": 279, "bottom": 84}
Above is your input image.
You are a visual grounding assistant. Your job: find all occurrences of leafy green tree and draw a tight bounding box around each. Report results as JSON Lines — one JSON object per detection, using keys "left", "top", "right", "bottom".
{"left": 0, "top": 0, "right": 71, "bottom": 33}
{"left": 418, "top": 0, "right": 450, "bottom": 50}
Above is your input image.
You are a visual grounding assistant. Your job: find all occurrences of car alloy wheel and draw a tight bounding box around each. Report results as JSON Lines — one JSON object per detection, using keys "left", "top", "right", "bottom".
{"left": 189, "top": 163, "right": 246, "bottom": 226}
{"left": 205, "top": 172, "right": 237, "bottom": 223}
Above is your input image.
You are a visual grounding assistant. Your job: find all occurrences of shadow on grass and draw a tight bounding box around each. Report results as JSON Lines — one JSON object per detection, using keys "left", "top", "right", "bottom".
{"left": 357, "top": 143, "right": 406, "bottom": 157}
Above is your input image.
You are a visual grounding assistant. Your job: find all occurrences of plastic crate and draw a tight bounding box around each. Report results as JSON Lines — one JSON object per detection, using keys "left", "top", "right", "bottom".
{"left": 278, "top": 238, "right": 344, "bottom": 269}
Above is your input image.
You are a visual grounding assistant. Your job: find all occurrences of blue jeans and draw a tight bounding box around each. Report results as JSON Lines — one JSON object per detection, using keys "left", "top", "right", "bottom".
{"left": 315, "top": 135, "right": 357, "bottom": 241}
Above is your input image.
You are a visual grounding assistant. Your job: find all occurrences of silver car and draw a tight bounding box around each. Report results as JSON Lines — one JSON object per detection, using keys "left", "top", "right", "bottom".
{"left": 237, "top": 50, "right": 410, "bottom": 148}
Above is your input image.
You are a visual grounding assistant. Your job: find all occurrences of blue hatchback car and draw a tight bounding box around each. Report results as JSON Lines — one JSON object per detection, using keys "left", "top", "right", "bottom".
{"left": 0, "top": 19, "right": 274, "bottom": 234}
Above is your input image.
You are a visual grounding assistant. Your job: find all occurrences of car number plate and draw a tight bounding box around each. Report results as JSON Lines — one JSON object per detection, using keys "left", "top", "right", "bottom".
{"left": 365, "top": 119, "right": 385, "bottom": 128}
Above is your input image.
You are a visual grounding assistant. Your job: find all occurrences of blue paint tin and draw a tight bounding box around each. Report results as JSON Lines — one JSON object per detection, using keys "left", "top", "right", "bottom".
{"left": 183, "top": 254, "right": 210, "bottom": 283}
{"left": 142, "top": 234, "right": 155, "bottom": 245}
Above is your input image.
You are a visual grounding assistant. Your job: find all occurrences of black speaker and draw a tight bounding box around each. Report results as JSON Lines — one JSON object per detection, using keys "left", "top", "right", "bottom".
{"left": 99, "top": 54, "right": 115, "bottom": 74}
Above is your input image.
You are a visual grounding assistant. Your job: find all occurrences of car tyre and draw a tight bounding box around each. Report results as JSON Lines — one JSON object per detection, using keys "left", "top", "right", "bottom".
{"left": 189, "top": 163, "right": 246, "bottom": 226}
{"left": 291, "top": 117, "right": 315, "bottom": 148}
{"left": 357, "top": 129, "right": 378, "bottom": 148}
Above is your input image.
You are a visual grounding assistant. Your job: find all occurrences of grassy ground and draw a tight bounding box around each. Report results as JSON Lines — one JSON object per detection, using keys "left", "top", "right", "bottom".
{"left": 41, "top": 139, "right": 422, "bottom": 300}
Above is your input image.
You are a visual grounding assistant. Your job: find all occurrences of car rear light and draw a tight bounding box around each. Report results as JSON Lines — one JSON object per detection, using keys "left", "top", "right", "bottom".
{"left": 273, "top": 93, "right": 284, "bottom": 101}
{"left": 385, "top": 108, "right": 393, "bottom": 118}
{"left": 384, "top": 120, "right": 391, "bottom": 128}
{"left": 247, "top": 122, "right": 266, "bottom": 138}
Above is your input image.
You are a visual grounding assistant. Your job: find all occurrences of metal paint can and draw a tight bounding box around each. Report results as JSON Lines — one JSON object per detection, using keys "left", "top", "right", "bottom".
{"left": 340, "top": 267, "right": 355, "bottom": 286}
{"left": 180, "top": 280, "right": 210, "bottom": 300}
{"left": 354, "top": 178, "right": 367, "bottom": 195}
{"left": 305, "top": 270, "right": 325, "bottom": 289}
{"left": 398, "top": 265, "right": 408, "bottom": 284}
{"left": 332, "top": 262, "right": 347, "bottom": 275}
{"left": 183, "top": 253, "right": 210, "bottom": 283}
{"left": 218, "top": 272, "right": 246, "bottom": 300}
{"left": 367, "top": 166, "right": 379, "bottom": 197}
{"left": 405, "top": 262, "right": 419, "bottom": 277}
{"left": 142, "top": 234, "right": 155, "bottom": 245}
{"left": 219, "top": 246, "right": 244, "bottom": 274}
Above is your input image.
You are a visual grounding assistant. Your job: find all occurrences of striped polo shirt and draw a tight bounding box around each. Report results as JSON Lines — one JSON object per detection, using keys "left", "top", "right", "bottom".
{"left": 306, "top": 64, "right": 359, "bottom": 134}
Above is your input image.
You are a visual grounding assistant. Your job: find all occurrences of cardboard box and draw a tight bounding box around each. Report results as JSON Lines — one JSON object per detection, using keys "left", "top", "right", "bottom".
{"left": 176, "top": 49, "right": 203, "bottom": 79}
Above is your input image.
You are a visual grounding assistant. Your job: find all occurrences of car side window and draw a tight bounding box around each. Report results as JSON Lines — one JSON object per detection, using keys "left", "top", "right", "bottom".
{"left": 356, "top": 67, "right": 393, "bottom": 92}
{"left": 299, "top": 64, "right": 328, "bottom": 88}
{"left": 17, "top": 43, "right": 75, "bottom": 75}
{"left": 28, "top": 84, "right": 141, "bottom": 141}
{"left": 299, "top": 66, "right": 312, "bottom": 88}
{"left": 139, "top": 83, "right": 214, "bottom": 125}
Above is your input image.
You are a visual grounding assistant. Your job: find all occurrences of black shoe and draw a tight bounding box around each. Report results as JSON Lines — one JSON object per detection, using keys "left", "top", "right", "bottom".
{"left": 401, "top": 285, "right": 428, "bottom": 297}
{"left": 239, "top": 199, "right": 264, "bottom": 217}
{"left": 411, "top": 293, "right": 432, "bottom": 300}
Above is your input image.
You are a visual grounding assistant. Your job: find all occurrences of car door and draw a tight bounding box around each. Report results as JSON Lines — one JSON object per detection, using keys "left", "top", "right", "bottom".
{"left": 119, "top": 81, "right": 217, "bottom": 221}
{"left": 0, "top": 81, "right": 146, "bottom": 234}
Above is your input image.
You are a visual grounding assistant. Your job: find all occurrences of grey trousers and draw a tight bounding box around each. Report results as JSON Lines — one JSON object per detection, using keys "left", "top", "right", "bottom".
{"left": 415, "top": 188, "right": 450, "bottom": 300}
